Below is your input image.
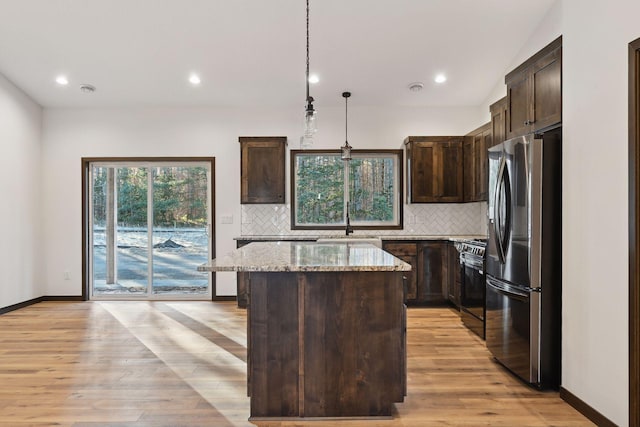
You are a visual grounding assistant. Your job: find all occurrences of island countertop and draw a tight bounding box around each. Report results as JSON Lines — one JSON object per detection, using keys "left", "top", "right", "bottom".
{"left": 198, "top": 241, "right": 412, "bottom": 273}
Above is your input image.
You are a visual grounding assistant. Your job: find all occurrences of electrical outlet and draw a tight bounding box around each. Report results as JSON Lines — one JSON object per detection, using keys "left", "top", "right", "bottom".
{"left": 63, "top": 271, "right": 71, "bottom": 280}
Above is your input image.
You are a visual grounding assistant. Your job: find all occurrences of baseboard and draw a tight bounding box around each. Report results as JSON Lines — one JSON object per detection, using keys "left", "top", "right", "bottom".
{"left": 43, "top": 296, "right": 85, "bottom": 302}
{"left": 0, "top": 295, "right": 85, "bottom": 315}
{"left": 560, "top": 387, "right": 617, "bottom": 427}
{"left": 0, "top": 296, "right": 46, "bottom": 315}
{"left": 212, "top": 296, "right": 236, "bottom": 302}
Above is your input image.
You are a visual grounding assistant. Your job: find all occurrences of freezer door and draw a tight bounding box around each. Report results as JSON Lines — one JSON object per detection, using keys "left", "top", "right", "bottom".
{"left": 485, "top": 276, "right": 540, "bottom": 385}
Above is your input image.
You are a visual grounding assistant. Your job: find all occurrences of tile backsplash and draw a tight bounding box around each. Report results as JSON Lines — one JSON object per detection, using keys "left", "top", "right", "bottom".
{"left": 241, "top": 203, "right": 487, "bottom": 236}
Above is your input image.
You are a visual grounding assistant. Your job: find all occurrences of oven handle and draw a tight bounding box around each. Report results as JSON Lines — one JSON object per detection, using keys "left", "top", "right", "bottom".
{"left": 487, "top": 278, "right": 529, "bottom": 301}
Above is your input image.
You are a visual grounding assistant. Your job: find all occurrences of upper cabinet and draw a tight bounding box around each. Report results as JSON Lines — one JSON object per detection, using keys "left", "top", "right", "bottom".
{"left": 464, "top": 123, "right": 491, "bottom": 202}
{"left": 239, "top": 136, "right": 287, "bottom": 204}
{"left": 506, "top": 36, "right": 562, "bottom": 139}
{"left": 490, "top": 96, "right": 508, "bottom": 148}
{"left": 404, "top": 136, "right": 464, "bottom": 203}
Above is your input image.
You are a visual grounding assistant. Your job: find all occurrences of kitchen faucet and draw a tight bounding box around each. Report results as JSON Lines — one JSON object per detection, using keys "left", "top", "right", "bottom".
{"left": 345, "top": 202, "right": 354, "bottom": 235}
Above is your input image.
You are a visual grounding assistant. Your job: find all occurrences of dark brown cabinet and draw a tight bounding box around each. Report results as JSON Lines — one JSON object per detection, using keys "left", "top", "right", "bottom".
{"left": 404, "top": 136, "right": 464, "bottom": 203}
{"left": 383, "top": 242, "right": 418, "bottom": 302}
{"left": 418, "top": 241, "right": 449, "bottom": 304}
{"left": 239, "top": 136, "right": 287, "bottom": 204}
{"left": 463, "top": 123, "right": 491, "bottom": 202}
{"left": 447, "top": 243, "right": 462, "bottom": 308}
{"left": 506, "top": 36, "right": 562, "bottom": 138}
{"left": 490, "top": 96, "right": 508, "bottom": 148}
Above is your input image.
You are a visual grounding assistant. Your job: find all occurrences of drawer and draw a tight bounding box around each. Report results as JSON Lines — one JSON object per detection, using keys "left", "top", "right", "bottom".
{"left": 383, "top": 242, "right": 418, "bottom": 257}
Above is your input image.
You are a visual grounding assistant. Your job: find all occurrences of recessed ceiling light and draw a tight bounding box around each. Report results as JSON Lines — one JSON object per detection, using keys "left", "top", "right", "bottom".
{"left": 434, "top": 74, "right": 447, "bottom": 84}
{"left": 189, "top": 73, "right": 201, "bottom": 85}
{"left": 55, "top": 75, "right": 69, "bottom": 86}
{"left": 308, "top": 74, "right": 319, "bottom": 84}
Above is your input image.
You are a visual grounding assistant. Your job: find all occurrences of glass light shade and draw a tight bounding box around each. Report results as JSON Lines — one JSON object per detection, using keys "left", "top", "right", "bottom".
{"left": 300, "top": 110, "right": 318, "bottom": 149}
{"left": 341, "top": 141, "right": 352, "bottom": 161}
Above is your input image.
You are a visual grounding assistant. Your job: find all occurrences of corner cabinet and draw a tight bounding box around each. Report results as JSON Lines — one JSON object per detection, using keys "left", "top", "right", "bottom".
{"left": 404, "top": 136, "right": 464, "bottom": 203}
{"left": 463, "top": 123, "right": 491, "bottom": 202}
{"left": 490, "top": 96, "right": 508, "bottom": 148}
{"left": 239, "top": 136, "right": 287, "bottom": 204}
{"left": 506, "top": 36, "right": 562, "bottom": 138}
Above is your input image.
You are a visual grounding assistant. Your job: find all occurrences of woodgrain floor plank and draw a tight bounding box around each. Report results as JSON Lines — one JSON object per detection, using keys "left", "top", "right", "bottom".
{"left": 0, "top": 301, "right": 592, "bottom": 426}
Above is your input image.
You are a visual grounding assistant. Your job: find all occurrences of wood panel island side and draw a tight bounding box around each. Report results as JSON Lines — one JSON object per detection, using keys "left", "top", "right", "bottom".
{"left": 199, "top": 241, "right": 410, "bottom": 420}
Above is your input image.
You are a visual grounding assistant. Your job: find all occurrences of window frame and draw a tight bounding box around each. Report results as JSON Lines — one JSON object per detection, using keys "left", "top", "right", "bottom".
{"left": 290, "top": 149, "right": 403, "bottom": 230}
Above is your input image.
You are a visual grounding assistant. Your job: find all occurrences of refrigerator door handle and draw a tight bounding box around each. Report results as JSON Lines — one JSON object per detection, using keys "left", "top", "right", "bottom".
{"left": 494, "top": 156, "right": 511, "bottom": 264}
{"left": 487, "top": 278, "right": 529, "bottom": 300}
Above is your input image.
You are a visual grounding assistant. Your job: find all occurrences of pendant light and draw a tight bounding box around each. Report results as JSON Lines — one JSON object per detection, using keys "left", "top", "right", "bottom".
{"left": 300, "top": 0, "right": 317, "bottom": 149}
{"left": 341, "top": 91, "right": 352, "bottom": 161}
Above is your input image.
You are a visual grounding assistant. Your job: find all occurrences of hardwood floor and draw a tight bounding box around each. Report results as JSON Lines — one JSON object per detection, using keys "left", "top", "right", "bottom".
{"left": 0, "top": 301, "right": 592, "bottom": 426}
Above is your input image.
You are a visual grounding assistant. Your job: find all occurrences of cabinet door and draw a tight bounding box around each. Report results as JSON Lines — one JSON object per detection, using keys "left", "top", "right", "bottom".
{"left": 418, "top": 242, "right": 448, "bottom": 304}
{"left": 476, "top": 131, "right": 490, "bottom": 201}
{"left": 447, "top": 243, "right": 462, "bottom": 308}
{"left": 239, "top": 137, "right": 287, "bottom": 204}
{"left": 410, "top": 142, "right": 438, "bottom": 202}
{"left": 438, "top": 142, "right": 464, "bottom": 202}
{"left": 405, "top": 138, "right": 464, "bottom": 203}
{"left": 507, "top": 71, "right": 532, "bottom": 139}
{"left": 490, "top": 97, "right": 507, "bottom": 148}
{"left": 532, "top": 47, "right": 562, "bottom": 131}
{"left": 463, "top": 137, "right": 475, "bottom": 202}
{"left": 383, "top": 243, "right": 418, "bottom": 302}
{"left": 463, "top": 124, "right": 490, "bottom": 202}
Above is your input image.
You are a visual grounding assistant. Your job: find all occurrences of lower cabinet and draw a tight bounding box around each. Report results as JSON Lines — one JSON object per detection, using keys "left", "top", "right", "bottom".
{"left": 447, "top": 243, "right": 462, "bottom": 308}
{"left": 384, "top": 240, "right": 463, "bottom": 306}
{"left": 418, "top": 241, "right": 449, "bottom": 304}
{"left": 382, "top": 242, "right": 418, "bottom": 302}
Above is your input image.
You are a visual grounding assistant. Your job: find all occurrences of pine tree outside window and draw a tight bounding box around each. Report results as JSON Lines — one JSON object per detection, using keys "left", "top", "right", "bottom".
{"left": 291, "top": 150, "right": 403, "bottom": 230}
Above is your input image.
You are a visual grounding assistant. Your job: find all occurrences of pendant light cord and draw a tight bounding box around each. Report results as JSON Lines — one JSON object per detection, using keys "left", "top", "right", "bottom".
{"left": 342, "top": 91, "right": 351, "bottom": 144}
{"left": 305, "top": 0, "right": 310, "bottom": 103}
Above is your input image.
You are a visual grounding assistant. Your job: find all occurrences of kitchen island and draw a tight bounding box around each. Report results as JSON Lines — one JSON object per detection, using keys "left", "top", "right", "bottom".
{"left": 199, "top": 241, "right": 410, "bottom": 420}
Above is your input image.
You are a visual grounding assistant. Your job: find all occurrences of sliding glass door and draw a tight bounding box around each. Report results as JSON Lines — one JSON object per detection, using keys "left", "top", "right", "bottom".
{"left": 89, "top": 161, "right": 212, "bottom": 299}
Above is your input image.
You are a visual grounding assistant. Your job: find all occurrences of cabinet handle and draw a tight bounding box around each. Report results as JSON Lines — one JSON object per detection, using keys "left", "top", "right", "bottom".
{"left": 524, "top": 120, "right": 536, "bottom": 126}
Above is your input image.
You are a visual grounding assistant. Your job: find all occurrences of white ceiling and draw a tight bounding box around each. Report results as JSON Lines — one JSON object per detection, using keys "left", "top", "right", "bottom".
{"left": 0, "top": 0, "right": 556, "bottom": 109}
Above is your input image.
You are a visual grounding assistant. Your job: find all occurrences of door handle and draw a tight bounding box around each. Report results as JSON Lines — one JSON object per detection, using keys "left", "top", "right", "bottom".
{"left": 493, "top": 157, "right": 507, "bottom": 264}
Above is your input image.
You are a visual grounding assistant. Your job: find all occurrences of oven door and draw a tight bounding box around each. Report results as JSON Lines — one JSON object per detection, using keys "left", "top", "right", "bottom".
{"left": 460, "top": 255, "right": 486, "bottom": 339}
{"left": 460, "top": 259, "right": 484, "bottom": 320}
{"left": 485, "top": 275, "right": 538, "bottom": 384}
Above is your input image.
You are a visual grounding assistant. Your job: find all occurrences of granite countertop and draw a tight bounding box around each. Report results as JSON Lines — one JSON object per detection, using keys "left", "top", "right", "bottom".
{"left": 199, "top": 241, "right": 412, "bottom": 272}
{"left": 234, "top": 234, "right": 487, "bottom": 242}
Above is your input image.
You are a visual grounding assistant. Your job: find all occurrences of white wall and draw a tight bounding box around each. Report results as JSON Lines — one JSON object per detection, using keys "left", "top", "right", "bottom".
{"left": 561, "top": 1, "right": 638, "bottom": 425}
{"left": 0, "top": 73, "right": 43, "bottom": 308}
{"left": 41, "top": 105, "right": 483, "bottom": 297}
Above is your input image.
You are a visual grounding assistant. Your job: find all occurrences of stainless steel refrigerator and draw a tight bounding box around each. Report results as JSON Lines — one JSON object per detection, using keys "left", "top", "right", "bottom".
{"left": 485, "top": 128, "right": 562, "bottom": 389}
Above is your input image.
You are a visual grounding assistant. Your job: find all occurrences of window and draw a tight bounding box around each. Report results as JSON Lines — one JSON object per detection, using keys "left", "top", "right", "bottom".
{"left": 82, "top": 158, "right": 215, "bottom": 300}
{"left": 291, "top": 150, "right": 403, "bottom": 229}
